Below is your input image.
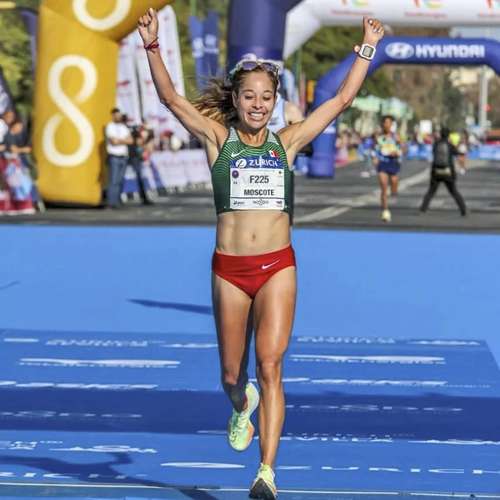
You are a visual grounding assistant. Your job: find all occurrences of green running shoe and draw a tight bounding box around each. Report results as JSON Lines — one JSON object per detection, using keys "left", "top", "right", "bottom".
{"left": 227, "top": 382, "right": 259, "bottom": 451}
{"left": 249, "top": 463, "right": 277, "bottom": 499}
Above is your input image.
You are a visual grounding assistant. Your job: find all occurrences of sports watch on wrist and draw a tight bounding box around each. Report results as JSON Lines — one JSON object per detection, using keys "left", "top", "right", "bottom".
{"left": 357, "top": 43, "right": 377, "bottom": 61}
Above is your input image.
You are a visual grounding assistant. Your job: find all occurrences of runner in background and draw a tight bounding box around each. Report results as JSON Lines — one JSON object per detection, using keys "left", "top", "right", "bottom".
{"left": 373, "top": 115, "right": 402, "bottom": 222}
{"left": 267, "top": 92, "right": 304, "bottom": 133}
{"left": 267, "top": 90, "right": 307, "bottom": 175}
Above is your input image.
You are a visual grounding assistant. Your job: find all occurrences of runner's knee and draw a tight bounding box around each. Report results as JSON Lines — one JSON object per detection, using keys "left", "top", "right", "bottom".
{"left": 256, "top": 357, "right": 283, "bottom": 386}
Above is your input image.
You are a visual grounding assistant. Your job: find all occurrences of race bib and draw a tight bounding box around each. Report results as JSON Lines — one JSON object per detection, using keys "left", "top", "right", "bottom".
{"left": 230, "top": 166, "right": 285, "bottom": 210}
{"left": 380, "top": 143, "right": 398, "bottom": 156}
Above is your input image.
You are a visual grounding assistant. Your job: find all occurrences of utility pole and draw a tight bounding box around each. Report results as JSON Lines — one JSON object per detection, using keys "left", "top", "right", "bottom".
{"left": 293, "top": 47, "right": 302, "bottom": 83}
{"left": 478, "top": 66, "right": 490, "bottom": 132}
{"left": 478, "top": 28, "right": 491, "bottom": 133}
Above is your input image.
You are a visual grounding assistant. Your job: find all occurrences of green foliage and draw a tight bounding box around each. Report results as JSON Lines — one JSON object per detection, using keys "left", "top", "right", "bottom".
{"left": 0, "top": 4, "right": 36, "bottom": 118}
{"left": 292, "top": 25, "right": 394, "bottom": 99}
{"left": 487, "top": 78, "right": 500, "bottom": 128}
{"left": 11, "top": 0, "right": 39, "bottom": 8}
{"left": 1, "top": 1, "right": 394, "bottom": 115}
{"left": 441, "top": 70, "right": 467, "bottom": 129}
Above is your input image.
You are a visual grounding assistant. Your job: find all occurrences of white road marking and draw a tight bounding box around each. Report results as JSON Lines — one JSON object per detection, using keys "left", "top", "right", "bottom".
{"left": 295, "top": 169, "right": 430, "bottom": 223}
{"left": 0, "top": 482, "right": 498, "bottom": 497}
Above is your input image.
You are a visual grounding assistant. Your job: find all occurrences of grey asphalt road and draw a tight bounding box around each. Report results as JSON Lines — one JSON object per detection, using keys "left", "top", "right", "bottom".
{"left": 3, "top": 159, "right": 499, "bottom": 233}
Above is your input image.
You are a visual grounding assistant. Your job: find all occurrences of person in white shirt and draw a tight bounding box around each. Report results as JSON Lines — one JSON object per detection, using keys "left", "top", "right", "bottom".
{"left": 105, "top": 108, "right": 132, "bottom": 208}
{"left": 267, "top": 93, "right": 303, "bottom": 133}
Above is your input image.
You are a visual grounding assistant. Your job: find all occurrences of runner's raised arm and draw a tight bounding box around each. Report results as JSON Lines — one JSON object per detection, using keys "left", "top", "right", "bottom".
{"left": 137, "top": 8, "right": 226, "bottom": 149}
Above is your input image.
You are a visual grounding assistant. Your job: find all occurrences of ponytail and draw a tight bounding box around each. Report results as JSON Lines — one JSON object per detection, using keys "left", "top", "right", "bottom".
{"left": 193, "top": 77, "right": 238, "bottom": 126}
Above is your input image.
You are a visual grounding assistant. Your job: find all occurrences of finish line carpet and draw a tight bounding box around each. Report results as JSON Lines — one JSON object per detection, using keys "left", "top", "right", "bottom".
{"left": 1, "top": 226, "right": 500, "bottom": 498}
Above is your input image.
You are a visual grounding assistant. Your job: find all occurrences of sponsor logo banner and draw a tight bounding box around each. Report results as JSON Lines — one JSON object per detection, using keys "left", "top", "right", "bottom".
{"left": 385, "top": 42, "right": 486, "bottom": 61}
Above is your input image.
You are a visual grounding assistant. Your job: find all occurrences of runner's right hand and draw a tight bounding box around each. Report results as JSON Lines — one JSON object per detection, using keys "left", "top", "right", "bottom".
{"left": 138, "top": 8, "right": 159, "bottom": 46}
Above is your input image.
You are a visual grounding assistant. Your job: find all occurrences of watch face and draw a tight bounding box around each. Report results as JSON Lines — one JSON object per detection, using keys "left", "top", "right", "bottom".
{"left": 361, "top": 45, "right": 375, "bottom": 59}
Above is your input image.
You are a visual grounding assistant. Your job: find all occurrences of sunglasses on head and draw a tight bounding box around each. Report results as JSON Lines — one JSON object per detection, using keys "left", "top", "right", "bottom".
{"left": 229, "top": 59, "right": 280, "bottom": 79}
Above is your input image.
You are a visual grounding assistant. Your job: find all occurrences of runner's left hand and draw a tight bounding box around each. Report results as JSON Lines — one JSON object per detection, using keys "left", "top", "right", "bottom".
{"left": 361, "top": 17, "right": 385, "bottom": 45}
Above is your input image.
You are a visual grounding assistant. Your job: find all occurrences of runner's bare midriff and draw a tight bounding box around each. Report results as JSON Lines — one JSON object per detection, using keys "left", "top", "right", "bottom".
{"left": 215, "top": 210, "right": 291, "bottom": 256}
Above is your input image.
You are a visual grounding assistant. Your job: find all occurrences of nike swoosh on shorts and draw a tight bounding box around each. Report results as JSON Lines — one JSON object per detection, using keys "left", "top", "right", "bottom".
{"left": 261, "top": 260, "right": 280, "bottom": 270}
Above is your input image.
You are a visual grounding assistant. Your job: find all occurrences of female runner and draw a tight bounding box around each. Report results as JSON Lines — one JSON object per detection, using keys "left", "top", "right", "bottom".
{"left": 138, "top": 10, "right": 384, "bottom": 498}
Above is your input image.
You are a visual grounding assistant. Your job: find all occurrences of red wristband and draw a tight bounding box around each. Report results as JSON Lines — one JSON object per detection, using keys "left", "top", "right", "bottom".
{"left": 144, "top": 38, "right": 159, "bottom": 51}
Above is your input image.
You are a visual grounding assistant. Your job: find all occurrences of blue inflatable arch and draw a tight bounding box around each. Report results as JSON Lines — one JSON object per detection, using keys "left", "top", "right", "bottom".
{"left": 309, "top": 36, "right": 500, "bottom": 177}
{"left": 226, "top": 0, "right": 302, "bottom": 69}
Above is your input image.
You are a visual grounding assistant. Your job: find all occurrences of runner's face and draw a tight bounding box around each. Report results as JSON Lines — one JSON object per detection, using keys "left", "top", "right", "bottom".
{"left": 3, "top": 110, "right": 15, "bottom": 125}
{"left": 233, "top": 72, "right": 276, "bottom": 130}
{"left": 382, "top": 118, "right": 393, "bottom": 134}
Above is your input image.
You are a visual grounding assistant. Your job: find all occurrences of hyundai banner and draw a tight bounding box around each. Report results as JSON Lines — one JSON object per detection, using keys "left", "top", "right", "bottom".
{"left": 309, "top": 36, "right": 500, "bottom": 177}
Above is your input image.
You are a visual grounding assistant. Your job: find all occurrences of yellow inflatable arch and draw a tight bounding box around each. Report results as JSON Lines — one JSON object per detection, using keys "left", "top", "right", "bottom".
{"left": 34, "top": 0, "right": 171, "bottom": 205}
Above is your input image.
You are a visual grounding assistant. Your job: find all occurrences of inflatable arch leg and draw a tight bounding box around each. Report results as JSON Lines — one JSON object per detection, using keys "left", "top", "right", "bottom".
{"left": 34, "top": 0, "right": 172, "bottom": 205}
{"left": 227, "top": 0, "right": 302, "bottom": 69}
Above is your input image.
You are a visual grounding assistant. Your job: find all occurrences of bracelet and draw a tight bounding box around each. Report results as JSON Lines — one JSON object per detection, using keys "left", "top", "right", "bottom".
{"left": 144, "top": 38, "right": 159, "bottom": 51}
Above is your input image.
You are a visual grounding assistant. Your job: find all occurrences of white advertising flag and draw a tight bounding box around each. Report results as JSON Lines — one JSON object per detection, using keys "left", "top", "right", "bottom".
{"left": 157, "top": 5, "right": 189, "bottom": 143}
{"left": 116, "top": 35, "right": 141, "bottom": 125}
{"left": 135, "top": 29, "right": 163, "bottom": 138}
{"left": 131, "top": 6, "right": 189, "bottom": 143}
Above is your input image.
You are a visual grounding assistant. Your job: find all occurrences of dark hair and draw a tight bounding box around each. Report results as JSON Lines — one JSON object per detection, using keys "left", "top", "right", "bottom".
{"left": 440, "top": 126, "right": 450, "bottom": 139}
{"left": 111, "top": 107, "right": 120, "bottom": 114}
{"left": 382, "top": 115, "right": 395, "bottom": 123}
{"left": 193, "top": 67, "right": 279, "bottom": 126}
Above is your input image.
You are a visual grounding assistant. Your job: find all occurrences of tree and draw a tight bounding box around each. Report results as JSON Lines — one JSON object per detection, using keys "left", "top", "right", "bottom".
{"left": 441, "top": 69, "right": 468, "bottom": 129}
{"left": 487, "top": 77, "right": 500, "bottom": 128}
{"left": 295, "top": 25, "right": 394, "bottom": 99}
{"left": 0, "top": 3, "right": 37, "bottom": 118}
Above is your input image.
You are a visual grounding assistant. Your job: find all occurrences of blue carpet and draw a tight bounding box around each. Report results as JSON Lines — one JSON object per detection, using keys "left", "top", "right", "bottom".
{"left": 1, "top": 225, "right": 500, "bottom": 496}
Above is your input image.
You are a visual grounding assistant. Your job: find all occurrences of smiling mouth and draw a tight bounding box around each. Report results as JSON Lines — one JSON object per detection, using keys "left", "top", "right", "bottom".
{"left": 249, "top": 112, "right": 265, "bottom": 120}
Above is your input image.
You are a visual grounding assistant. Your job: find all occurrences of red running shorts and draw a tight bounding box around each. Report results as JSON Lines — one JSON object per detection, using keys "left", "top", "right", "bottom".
{"left": 212, "top": 244, "right": 296, "bottom": 298}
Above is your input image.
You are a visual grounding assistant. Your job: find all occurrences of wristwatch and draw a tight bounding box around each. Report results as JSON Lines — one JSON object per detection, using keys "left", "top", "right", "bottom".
{"left": 357, "top": 43, "right": 376, "bottom": 61}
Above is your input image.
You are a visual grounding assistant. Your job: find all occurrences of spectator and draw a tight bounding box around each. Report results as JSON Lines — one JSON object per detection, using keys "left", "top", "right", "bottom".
{"left": 0, "top": 110, "right": 16, "bottom": 153}
{"left": 456, "top": 129, "right": 469, "bottom": 175}
{"left": 5, "top": 117, "right": 32, "bottom": 165}
{"left": 128, "top": 123, "right": 153, "bottom": 205}
{"left": 105, "top": 107, "right": 132, "bottom": 208}
{"left": 359, "top": 133, "right": 376, "bottom": 178}
{"left": 420, "top": 126, "right": 467, "bottom": 216}
{"left": 141, "top": 123, "right": 155, "bottom": 159}
{"left": 4, "top": 115, "right": 44, "bottom": 212}
{"left": 0, "top": 111, "right": 15, "bottom": 213}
